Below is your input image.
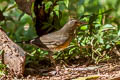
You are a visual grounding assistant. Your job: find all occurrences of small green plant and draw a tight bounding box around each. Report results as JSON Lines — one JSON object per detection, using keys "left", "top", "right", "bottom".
{"left": 0, "top": 50, "right": 7, "bottom": 77}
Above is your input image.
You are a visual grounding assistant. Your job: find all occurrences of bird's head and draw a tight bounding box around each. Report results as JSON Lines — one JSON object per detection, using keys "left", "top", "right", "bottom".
{"left": 66, "top": 19, "right": 87, "bottom": 30}
{"left": 69, "top": 19, "right": 87, "bottom": 26}
{"left": 60, "top": 19, "right": 87, "bottom": 33}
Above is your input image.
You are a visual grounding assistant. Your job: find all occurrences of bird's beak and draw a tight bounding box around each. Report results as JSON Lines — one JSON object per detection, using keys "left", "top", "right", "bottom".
{"left": 77, "top": 21, "right": 88, "bottom": 26}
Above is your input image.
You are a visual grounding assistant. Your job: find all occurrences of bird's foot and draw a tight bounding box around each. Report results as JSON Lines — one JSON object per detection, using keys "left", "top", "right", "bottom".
{"left": 48, "top": 64, "right": 61, "bottom": 75}
{"left": 55, "top": 65, "right": 61, "bottom": 75}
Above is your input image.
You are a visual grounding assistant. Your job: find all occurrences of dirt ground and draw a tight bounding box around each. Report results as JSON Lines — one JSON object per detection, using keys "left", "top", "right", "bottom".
{"left": 1, "top": 57, "right": 120, "bottom": 80}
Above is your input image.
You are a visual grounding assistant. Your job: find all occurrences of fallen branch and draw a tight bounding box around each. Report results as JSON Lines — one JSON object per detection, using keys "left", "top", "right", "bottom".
{"left": 0, "top": 28, "right": 26, "bottom": 77}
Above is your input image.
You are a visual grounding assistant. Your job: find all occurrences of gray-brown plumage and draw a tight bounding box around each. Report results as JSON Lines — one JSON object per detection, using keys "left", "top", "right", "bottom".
{"left": 30, "top": 19, "right": 87, "bottom": 52}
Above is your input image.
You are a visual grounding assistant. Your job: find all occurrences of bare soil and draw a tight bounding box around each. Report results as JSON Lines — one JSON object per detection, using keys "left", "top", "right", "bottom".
{"left": 1, "top": 56, "right": 120, "bottom": 80}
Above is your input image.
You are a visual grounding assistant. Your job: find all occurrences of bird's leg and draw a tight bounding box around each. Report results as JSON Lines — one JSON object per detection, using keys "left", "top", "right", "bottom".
{"left": 48, "top": 51, "right": 56, "bottom": 66}
{"left": 48, "top": 51, "right": 60, "bottom": 75}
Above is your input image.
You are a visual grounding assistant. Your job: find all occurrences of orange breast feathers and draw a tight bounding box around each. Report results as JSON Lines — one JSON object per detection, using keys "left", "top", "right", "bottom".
{"left": 52, "top": 37, "right": 73, "bottom": 52}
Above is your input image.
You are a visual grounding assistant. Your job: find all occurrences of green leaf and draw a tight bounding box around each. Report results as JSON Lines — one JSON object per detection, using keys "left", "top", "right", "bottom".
{"left": 0, "top": 1, "right": 8, "bottom": 11}
{"left": 103, "top": 24, "right": 114, "bottom": 28}
{"left": 54, "top": 5, "right": 59, "bottom": 11}
{"left": 53, "top": 5, "right": 59, "bottom": 17}
{"left": 118, "top": 30, "right": 120, "bottom": 36}
{"left": 64, "top": 0, "right": 69, "bottom": 8}
{"left": 0, "top": 64, "right": 5, "bottom": 69}
{"left": 106, "top": 44, "right": 111, "bottom": 49}
{"left": 77, "top": 5, "right": 84, "bottom": 16}
{"left": 98, "top": 36, "right": 104, "bottom": 44}
{"left": 0, "top": 50, "right": 3, "bottom": 55}
{"left": 0, "top": 70, "right": 5, "bottom": 76}
{"left": 80, "top": 26, "right": 87, "bottom": 30}
{"left": 57, "top": 1, "right": 67, "bottom": 11}
{"left": 45, "top": 1, "right": 53, "bottom": 12}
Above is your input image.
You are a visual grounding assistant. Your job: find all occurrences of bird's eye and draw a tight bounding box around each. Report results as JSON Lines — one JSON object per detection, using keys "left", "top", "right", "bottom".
{"left": 75, "top": 21, "right": 78, "bottom": 24}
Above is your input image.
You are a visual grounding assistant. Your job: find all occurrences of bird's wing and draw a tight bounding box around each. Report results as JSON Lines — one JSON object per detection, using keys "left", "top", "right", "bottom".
{"left": 39, "top": 33, "right": 68, "bottom": 48}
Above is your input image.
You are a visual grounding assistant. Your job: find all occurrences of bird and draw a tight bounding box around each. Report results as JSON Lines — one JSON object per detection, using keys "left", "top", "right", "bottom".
{"left": 21, "top": 19, "right": 87, "bottom": 74}
{"left": 30, "top": 19, "right": 87, "bottom": 52}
